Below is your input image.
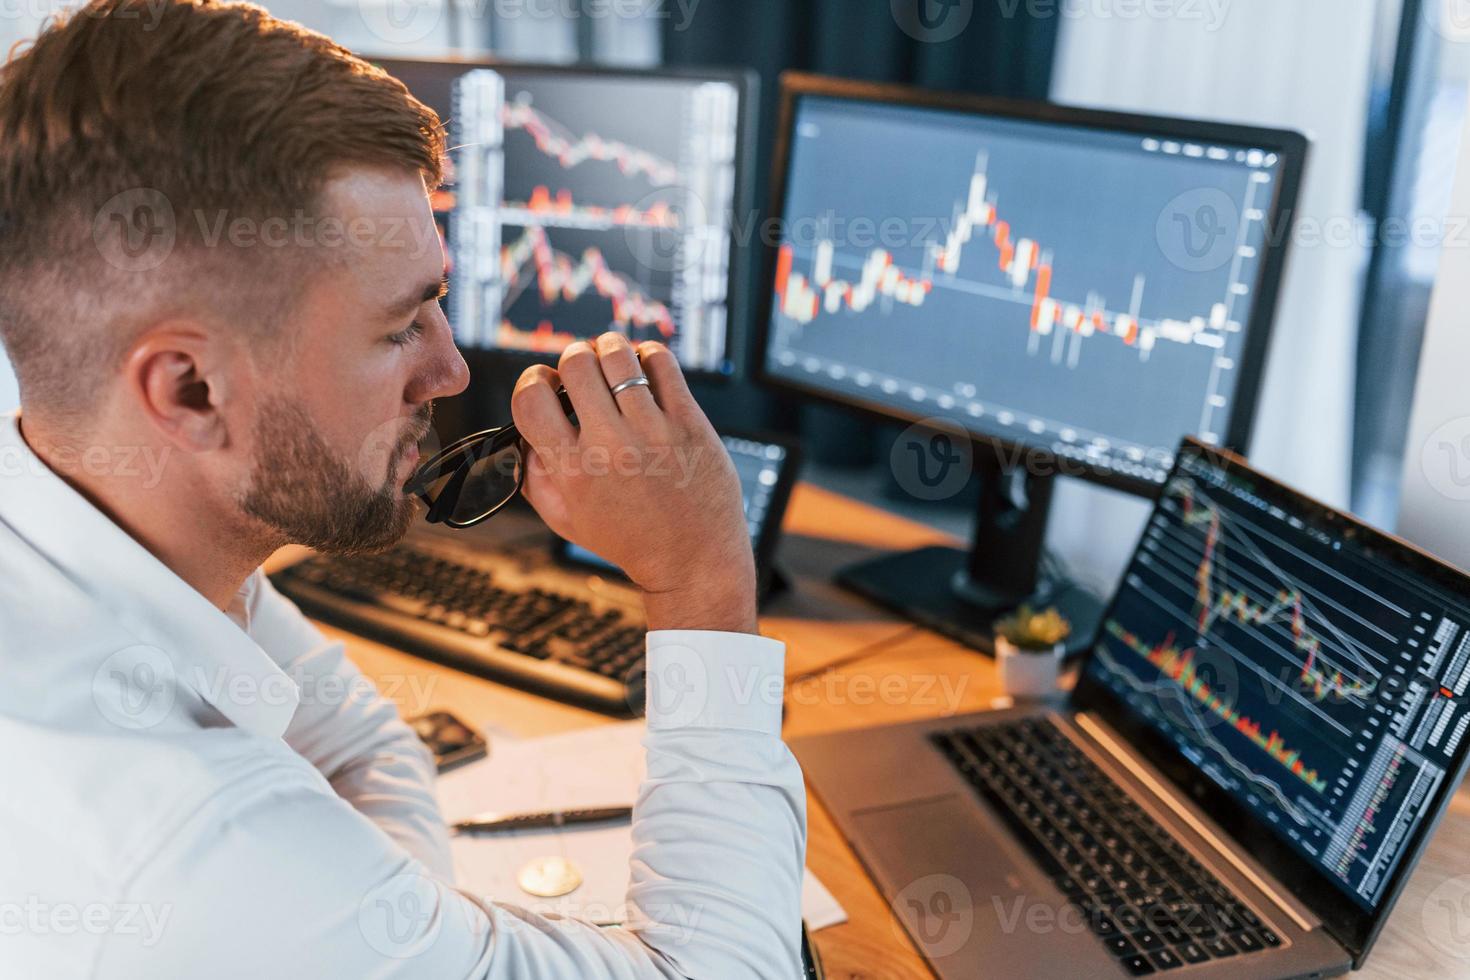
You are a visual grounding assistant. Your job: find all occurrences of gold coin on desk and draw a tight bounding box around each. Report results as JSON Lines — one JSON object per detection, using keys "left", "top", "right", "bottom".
{"left": 517, "top": 856, "right": 583, "bottom": 898}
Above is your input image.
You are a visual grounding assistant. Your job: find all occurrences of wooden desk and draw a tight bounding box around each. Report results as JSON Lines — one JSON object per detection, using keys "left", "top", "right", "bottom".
{"left": 274, "top": 482, "right": 1470, "bottom": 979}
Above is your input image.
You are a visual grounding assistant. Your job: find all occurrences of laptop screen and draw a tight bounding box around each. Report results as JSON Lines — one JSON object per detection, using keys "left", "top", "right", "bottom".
{"left": 1076, "top": 439, "right": 1470, "bottom": 961}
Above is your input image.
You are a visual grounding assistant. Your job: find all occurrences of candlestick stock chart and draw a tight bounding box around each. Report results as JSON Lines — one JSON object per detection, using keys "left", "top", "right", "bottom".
{"left": 450, "top": 70, "right": 741, "bottom": 372}
{"left": 1089, "top": 452, "right": 1470, "bottom": 907}
{"left": 764, "top": 97, "right": 1289, "bottom": 481}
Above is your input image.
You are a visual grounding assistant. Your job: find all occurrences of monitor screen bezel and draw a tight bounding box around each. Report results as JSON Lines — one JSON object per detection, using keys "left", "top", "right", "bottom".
{"left": 371, "top": 56, "right": 759, "bottom": 382}
{"left": 1071, "top": 437, "right": 1470, "bottom": 966}
{"left": 752, "top": 71, "right": 1309, "bottom": 497}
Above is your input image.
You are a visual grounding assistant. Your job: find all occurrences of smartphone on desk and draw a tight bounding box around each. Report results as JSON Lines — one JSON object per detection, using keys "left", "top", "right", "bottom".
{"left": 406, "top": 710, "right": 488, "bottom": 773}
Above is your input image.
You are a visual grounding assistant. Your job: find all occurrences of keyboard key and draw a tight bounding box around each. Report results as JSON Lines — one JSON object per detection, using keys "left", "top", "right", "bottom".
{"left": 1103, "top": 934, "right": 1137, "bottom": 957}
{"left": 1257, "top": 928, "right": 1282, "bottom": 948}
{"left": 1159, "top": 924, "right": 1190, "bottom": 946}
{"left": 1231, "top": 930, "right": 1264, "bottom": 953}
{"left": 1181, "top": 910, "right": 1218, "bottom": 939}
{"left": 1148, "top": 948, "right": 1183, "bottom": 970}
{"left": 1202, "top": 937, "right": 1236, "bottom": 958}
{"left": 1177, "top": 941, "right": 1210, "bottom": 964}
{"left": 1136, "top": 866, "right": 1169, "bottom": 887}
{"left": 1137, "top": 903, "right": 1175, "bottom": 929}
{"left": 1121, "top": 879, "right": 1153, "bottom": 902}
{"left": 1054, "top": 874, "right": 1084, "bottom": 896}
{"left": 1115, "top": 906, "right": 1144, "bottom": 931}
{"left": 1213, "top": 907, "right": 1245, "bottom": 932}
{"left": 1121, "top": 954, "right": 1156, "bottom": 976}
{"left": 1131, "top": 929, "right": 1165, "bottom": 951}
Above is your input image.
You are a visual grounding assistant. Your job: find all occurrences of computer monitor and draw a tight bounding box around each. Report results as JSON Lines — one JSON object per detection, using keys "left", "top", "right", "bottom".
{"left": 757, "top": 73, "right": 1308, "bottom": 654}
{"left": 372, "top": 58, "right": 756, "bottom": 379}
{"left": 1076, "top": 437, "right": 1470, "bottom": 962}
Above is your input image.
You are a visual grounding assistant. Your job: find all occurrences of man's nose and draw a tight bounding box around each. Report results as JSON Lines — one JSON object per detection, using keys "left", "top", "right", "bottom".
{"left": 410, "top": 326, "right": 471, "bottom": 404}
{"left": 433, "top": 344, "right": 471, "bottom": 401}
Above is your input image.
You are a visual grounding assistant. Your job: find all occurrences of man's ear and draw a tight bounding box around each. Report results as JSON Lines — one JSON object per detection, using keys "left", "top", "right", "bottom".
{"left": 123, "top": 323, "right": 238, "bottom": 453}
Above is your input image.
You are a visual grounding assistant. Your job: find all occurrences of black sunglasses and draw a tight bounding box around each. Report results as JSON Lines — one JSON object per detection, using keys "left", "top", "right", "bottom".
{"left": 405, "top": 387, "right": 577, "bottom": 529}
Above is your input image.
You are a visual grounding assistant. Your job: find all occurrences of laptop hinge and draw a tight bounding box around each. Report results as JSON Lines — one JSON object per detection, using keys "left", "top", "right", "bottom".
{"left": 1066, "top": 710, "right": 1318, "bottom": 933}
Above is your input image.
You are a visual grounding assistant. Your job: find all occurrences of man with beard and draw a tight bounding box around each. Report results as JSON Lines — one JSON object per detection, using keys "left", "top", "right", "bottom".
{"left": 0, "top": 2, "right": 804, "bottom": 977}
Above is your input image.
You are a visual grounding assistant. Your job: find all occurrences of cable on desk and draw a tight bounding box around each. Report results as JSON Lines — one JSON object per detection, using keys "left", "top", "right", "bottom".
{"left": 782, "top": 625, "right": 926, "bottom": 692}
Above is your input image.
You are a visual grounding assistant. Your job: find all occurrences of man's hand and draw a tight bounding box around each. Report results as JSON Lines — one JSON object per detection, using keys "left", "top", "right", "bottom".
{"left": 511, "top": 332, "right": 758, "bottom": 635}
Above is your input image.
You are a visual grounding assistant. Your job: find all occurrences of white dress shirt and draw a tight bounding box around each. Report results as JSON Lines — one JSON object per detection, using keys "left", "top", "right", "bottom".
{"left": 0, "top": 410, "right": 807, "bottom": 979}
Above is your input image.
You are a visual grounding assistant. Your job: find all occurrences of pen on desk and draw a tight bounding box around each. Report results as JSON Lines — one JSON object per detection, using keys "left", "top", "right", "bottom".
{"left": 451, "top": 806, "right": 634, "bottom": 835}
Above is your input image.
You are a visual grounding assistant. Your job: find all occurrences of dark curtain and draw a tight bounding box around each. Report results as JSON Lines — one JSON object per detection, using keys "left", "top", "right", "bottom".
{"left": 665, "top": 0, "right": 1058, "bottom": 133}
{"left": 667, "top": 0, "right": 1062, "bottom": 467}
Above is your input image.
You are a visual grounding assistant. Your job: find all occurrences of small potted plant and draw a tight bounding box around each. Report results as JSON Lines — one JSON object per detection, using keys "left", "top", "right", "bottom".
{"left": 994, "top": 605, "right": 1071, "bottom": 698}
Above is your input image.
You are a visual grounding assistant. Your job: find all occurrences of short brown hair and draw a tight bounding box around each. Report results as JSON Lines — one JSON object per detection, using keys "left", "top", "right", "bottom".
{"left": 0, "top": 0, "right": 444, "bottom": 424}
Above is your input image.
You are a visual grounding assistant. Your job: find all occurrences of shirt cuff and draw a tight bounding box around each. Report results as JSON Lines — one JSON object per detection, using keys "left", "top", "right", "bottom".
{"left": 644, "top": 630, "right": 786, "bottom": 736}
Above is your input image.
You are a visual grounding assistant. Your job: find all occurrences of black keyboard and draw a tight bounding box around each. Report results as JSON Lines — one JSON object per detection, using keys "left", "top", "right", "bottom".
{"left": 933, "top": 718, "right": 1283, "bottom": 976}
{"left": 270, "top": 544, "right": 647, "bottom": 714}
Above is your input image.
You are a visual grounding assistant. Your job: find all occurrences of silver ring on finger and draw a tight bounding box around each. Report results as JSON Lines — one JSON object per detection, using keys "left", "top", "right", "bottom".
{"left": 609, "top": 376, "right": 652, "bottom": 398}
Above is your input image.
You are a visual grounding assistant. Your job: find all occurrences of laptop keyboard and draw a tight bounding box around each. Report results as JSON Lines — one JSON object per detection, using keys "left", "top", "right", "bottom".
{"left": 933, "top": 718, "right": 1282, "bottom": 975}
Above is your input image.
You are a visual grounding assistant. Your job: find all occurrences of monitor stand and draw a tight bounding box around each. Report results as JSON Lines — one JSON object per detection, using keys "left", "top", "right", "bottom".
{"left": 836, "top": 453, "right": 1103, "bottom": 658}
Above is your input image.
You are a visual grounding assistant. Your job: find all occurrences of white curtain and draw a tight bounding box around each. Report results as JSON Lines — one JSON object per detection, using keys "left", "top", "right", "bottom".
{"left": 267, "top": 1, "right": 658, "bottom": 63}
{"left": 1044, "top": 0, "right": 1375, "bottom": 596}
{"left": 1396, "top": 80, "right": 1470, "bottom": 572}
{"left": 0, "top": 2, "right": 49, "bottom": 52}
{"left": 262, "top": 0, "right": 477, "bottom": 56}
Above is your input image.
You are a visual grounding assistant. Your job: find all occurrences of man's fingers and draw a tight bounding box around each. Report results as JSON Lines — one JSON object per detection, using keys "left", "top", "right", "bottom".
{"left": 520, "top": 449, "right": 573, "bottom": 537}
{"left": 637, "top": 341, "right": 698, "bottom": 418}
{"left": 511, "top": 364, "right": 575, "bottom": 456}
{"left": 557, "top": 340, "right": 618, "bottom": 428}
{"left": 595, "top": 333, "right": 658, "bottom": 420}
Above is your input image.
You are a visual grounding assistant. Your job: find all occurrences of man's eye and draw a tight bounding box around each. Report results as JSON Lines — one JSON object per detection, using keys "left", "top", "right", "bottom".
{"left": 389, "top": 321, "right": 425, "bottom": 347}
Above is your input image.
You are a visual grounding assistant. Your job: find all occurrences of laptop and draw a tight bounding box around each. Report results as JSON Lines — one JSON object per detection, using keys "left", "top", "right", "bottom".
{"left": 793, "top": 438, "right": 1470, "bottom": 978}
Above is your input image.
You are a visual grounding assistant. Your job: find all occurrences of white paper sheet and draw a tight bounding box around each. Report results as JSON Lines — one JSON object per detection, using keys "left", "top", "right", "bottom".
{"left": 434, "top": 721, "right": 846, "bottom": 929}
{"left": 800, "top": 871, "right": 849, "bottom": 931}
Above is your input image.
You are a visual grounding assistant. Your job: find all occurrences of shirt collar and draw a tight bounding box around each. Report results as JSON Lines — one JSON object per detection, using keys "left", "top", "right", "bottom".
{"left": 0, "top": 410, "right": 298, "bottom": 737}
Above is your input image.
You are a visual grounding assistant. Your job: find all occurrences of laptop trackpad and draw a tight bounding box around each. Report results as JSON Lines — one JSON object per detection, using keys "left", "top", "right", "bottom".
{"left": 852, "top": 792, "right": 1029, "bottom": 892}
{"left": 851, "top": 796, "right": 1001, "bottom": 959}
{"left": 851, "top": 794, "right": 1103, "bottom": 978}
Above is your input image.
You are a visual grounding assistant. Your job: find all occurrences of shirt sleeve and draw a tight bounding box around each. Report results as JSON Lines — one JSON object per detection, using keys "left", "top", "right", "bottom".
{"left": 635, "top": 629, "right": 808, "bottom": 978}
{"left": 95, "top": 629, "right": 807, "bottom": 980}
{"left": 246, "top": 569, "right": 455, "bottom": 881}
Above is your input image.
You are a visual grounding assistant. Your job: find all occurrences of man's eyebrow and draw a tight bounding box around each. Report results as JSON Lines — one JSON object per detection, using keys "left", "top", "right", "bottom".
{"left": 386, "top": 275, "right": 449, "bottom": 320}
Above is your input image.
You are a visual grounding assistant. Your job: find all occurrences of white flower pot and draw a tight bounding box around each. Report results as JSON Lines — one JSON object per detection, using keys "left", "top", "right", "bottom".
{"left": 996, "top": 637, "right": 1064, "bottom": 698}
